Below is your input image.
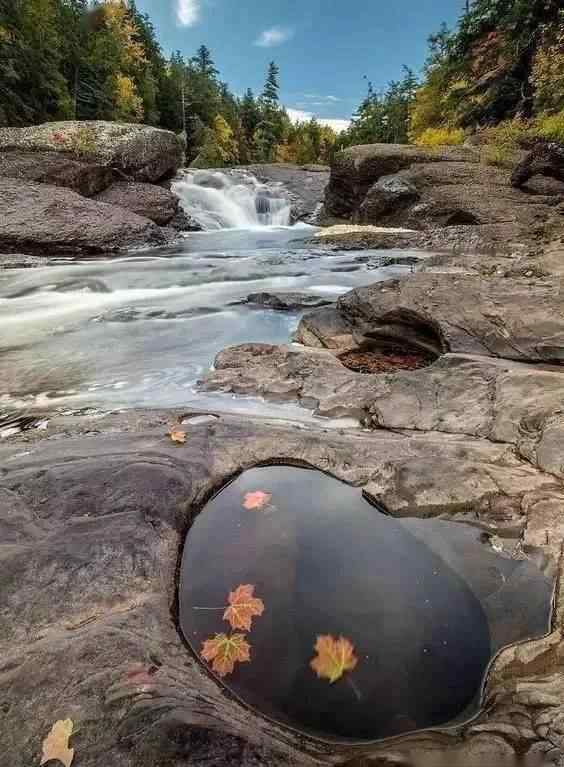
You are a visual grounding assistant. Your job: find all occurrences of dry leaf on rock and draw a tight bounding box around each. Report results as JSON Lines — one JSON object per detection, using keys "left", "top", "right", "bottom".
{"left": 201, "top": 633, "right": 251, "bottom": 677}
{"left": 223, "top": 583, "right": 265, "bottom": 631}
{"left": 242, "top": 490, "right": 273, "bottom": 512}
{"left": 41, "top": 719, "right": 75, "bottom": 767}
{"left": 310, "top": 635, "right": 358, "bottom": 684}
{"left": 169, "top": 428, "right": 187, "bottom": 444}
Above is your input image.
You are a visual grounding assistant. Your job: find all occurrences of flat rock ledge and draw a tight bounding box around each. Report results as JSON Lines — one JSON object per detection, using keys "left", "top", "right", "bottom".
{"left": 1, "top": 408, "right": 564, "bottom": 767}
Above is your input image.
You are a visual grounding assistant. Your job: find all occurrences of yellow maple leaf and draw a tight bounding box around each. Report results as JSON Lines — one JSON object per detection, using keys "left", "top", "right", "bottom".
{"left": 41, "top": 719, "right": 75, "bottom": 767}
{"left": 223, "top": 584, "right": 265, "bottom": 631}
{"left": 310, "top": 635, "right": 358, "bottom": 684}
{"left": 201, "top": 633, "right": 251, "bottom": 677}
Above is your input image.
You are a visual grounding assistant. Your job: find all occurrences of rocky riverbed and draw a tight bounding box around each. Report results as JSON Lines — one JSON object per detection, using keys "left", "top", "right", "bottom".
{"left": 1, "top": 130, "right": 564, "bottom": 766}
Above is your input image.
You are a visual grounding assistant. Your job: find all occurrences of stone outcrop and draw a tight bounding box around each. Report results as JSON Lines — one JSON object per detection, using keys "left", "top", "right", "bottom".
{"left": 324, "top": 142, "right": 564, "bottom": 252}
{"left": 296, "top": 272, "right": 564, "bottom": 363}
{"left": 0, "top": 178, "right": 169, "bottom": 255}
{"left": 324, "top": 143, "right": 479, "bottom": 218}
{"left": 95, "top": 181, "right": 180, "bottom": 226}
{"left": 0, "top": 121, "right": 184, "bottom": 183}
{"left": 0, "top": 121, "right": 186, "bottom": 256}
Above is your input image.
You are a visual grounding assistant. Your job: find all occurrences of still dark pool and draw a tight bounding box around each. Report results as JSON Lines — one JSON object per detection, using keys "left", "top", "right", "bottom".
{"left": 179, "top": 466, "right": 553, "bottom": 741}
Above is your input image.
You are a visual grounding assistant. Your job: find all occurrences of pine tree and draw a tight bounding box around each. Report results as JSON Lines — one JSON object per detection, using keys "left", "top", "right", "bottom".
{"left": 262, "top": 61, "right": 280, "bottom": 106}
{"left": 191, "top": 45, "right": 218, "bottom": 79}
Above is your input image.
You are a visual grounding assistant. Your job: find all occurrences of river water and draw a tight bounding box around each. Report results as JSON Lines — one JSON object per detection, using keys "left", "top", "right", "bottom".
{"left": 0, "top": 171, "right": 420, "bottom": 421}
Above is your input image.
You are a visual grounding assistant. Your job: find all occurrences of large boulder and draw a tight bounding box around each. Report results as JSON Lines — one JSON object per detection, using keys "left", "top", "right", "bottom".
{"left": 0, "top": 178, "right": 169, "bottom": 256}
{"left": 325, "top": 143, "right": 479, "bottom": 218}
{"left": 0, "top": 121, "right": 184, "bottom": 183}
{"left": 95, "top": 181, "right": 180, "bottom": 226}
{"left": 0, "top": 150, "right": 113, "bottom": 197}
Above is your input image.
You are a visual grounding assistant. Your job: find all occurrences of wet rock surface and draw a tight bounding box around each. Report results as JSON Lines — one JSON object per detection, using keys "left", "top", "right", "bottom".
{"left": 241, "top": 292, "right": 335, "bottom": 311}
{"left": 0, "top": 409, "right": 563, "bottom": 767}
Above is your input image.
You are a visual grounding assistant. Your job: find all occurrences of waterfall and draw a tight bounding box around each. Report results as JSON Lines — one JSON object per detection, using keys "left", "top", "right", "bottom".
{"left": 171, "top": 170, "right": 292, "bottom": 231}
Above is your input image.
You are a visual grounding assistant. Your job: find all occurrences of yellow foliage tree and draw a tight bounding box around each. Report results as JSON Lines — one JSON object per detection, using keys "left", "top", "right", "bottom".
{"left": 213, "top": 115, "right": 238, "bottom": 164}
{"left": 114, "top": 74, "right": 144, "bottom": 122}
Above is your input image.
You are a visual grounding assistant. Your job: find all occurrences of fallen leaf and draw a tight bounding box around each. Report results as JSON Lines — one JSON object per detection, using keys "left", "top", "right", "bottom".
{"left": 223, "top": 584, "right": 265, "bottom": 631}
{"left": 41, "top": 719, "right": 75, "bottom": 767}
{"left": 242, "top": 490, "right": 272, "bottom": 512}
{"left": 169, "top": 428, "right": 187, "bottom": 444}
{"left": 310, "top": 635, "right": 358, "bottom": 684}
{"left": 201, "top": 633, "right": 251, "bottom": 677}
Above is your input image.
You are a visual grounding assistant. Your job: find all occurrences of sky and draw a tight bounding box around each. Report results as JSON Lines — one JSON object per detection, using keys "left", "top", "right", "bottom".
{"left": 135, "top": 0, "right": 467, "bottom": 132}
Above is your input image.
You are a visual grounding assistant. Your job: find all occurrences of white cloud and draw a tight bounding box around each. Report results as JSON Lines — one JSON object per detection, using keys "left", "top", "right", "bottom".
{"left": 286, "top": 108, "right": 350, "bottom": 134}
{"left": 318, "top": 118, "right": 351, "bottom": 133}
{"left": 326, "top": 96, "right": 341, "bottom": 102}
{"left": 177, "top": 0, "right": 201, "bottom": 27}
{"left": 255, "top": 26, "right": 294, "bottom": 47}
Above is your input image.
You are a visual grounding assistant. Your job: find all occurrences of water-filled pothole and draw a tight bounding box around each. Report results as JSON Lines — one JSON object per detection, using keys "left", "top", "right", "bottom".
{"left": 178, "top": 466, "right": 553, "bottom": 742}
{"left": 339, "top": 344, "right": 436, "bottom": 374}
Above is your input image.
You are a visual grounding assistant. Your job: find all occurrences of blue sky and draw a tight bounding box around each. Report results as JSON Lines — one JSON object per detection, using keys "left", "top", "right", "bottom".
{"left": 135, "top": 0, "right": 466, "bottom": 131}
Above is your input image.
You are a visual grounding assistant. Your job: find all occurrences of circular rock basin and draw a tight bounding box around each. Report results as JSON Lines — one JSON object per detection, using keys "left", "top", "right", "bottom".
{"left": 179, "top": 466, "right": 554, "bottom": 742}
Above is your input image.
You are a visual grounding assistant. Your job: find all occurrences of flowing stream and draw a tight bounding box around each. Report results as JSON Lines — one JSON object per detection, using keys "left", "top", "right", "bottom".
{"left": 0, "top": 171, "right": 421, "bottom": 423}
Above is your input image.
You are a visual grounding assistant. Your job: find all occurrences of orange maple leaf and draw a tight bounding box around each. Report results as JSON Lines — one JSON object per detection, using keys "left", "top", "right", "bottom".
{"left": 169, "top": 428, "right": 187, "bottom": 444}
{"left": 310, "top": 635, "right": 358, "bottom": 684}
{"left": 201, "top": 633, "right": 251, "bottom": 677}
{"left": 223, "top": 584, "right": 265, "bottom": 631}
{"left": 242, "top": 490, "right": 272, "bottom": 512}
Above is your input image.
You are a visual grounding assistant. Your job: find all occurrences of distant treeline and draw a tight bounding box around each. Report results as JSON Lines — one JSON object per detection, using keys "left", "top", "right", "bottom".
{"left": 2, "top": 0, "right": 562, "bottom": 167}
{"left": 0, "top": 0, "right": 339, "bottom": 165}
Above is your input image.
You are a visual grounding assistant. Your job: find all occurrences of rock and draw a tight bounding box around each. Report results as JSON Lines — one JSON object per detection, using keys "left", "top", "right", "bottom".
{"left": 168, "top": 209, "right": 205, "bottom": 231}
{"left": 95, "top": 181, "right": 180, "bottom": 226}
{"left": 0, "top": 178, "right": 169, "bottom": 256}
{"left": 203, "top": 345, "right": 564, "bottom": 480}
{"left": 0, "top": 121, "right": 184, "bottom": 183}
{"left": 295, "top": 305, "right": 356, "bottom": 350}
{"left": 512, "top": 141, "right": 564, "bottom": 189}
{"left": 0, "top": 407, "right": 562, "bottom": 766}
{"left": 333, "top": 272, "right": 564, "bottom": 363}
{"left": 0, "top": 150, "right": 113, "bottom": 197}
{"left": 325, "top": 143, "right": 479, "bottom": 218}
{"left": 243, "top": 292, "right": 335, "bottom": 311}
{"left": 359, "top": 175, "right": 419, "bottom": 221}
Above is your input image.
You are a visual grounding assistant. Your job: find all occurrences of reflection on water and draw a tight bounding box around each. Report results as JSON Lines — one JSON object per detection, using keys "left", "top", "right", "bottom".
{"left": 179, "top": 466, "right": 554, "bottom": 742}
{"left": 0, "top": 227, "right": 420, "bottom": 416}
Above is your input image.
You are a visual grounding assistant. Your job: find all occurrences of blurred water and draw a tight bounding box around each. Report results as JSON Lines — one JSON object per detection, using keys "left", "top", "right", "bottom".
{"left": 172, "top": 169, "right": 291, "bottom": 229}
{"left": 0, "top": 216, "right": 419, "bottom": 417}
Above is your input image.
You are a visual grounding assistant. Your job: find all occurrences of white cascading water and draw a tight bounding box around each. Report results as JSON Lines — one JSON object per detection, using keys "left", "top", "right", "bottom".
{"left": 171, "top": 169, "right": 292, "bottom": 230}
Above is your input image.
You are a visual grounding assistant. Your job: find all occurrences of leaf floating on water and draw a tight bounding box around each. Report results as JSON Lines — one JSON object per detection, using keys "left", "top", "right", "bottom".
{"left": 201, "top": 633, "right": 251, "bottom": 677}
{"left": 223, "top": 583, "right": 265, "bottom": 631}
{"left": 169, "top": 428, "right": 187, "bottom": 444}
{"left": 310, "top": 635, "right": 358, "bottom": 684}
{"left": 40, "top": 719, "right": 75, "bottom": 767}
{"left": 242, "top": 490, "right": 273, "bottom": 512}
